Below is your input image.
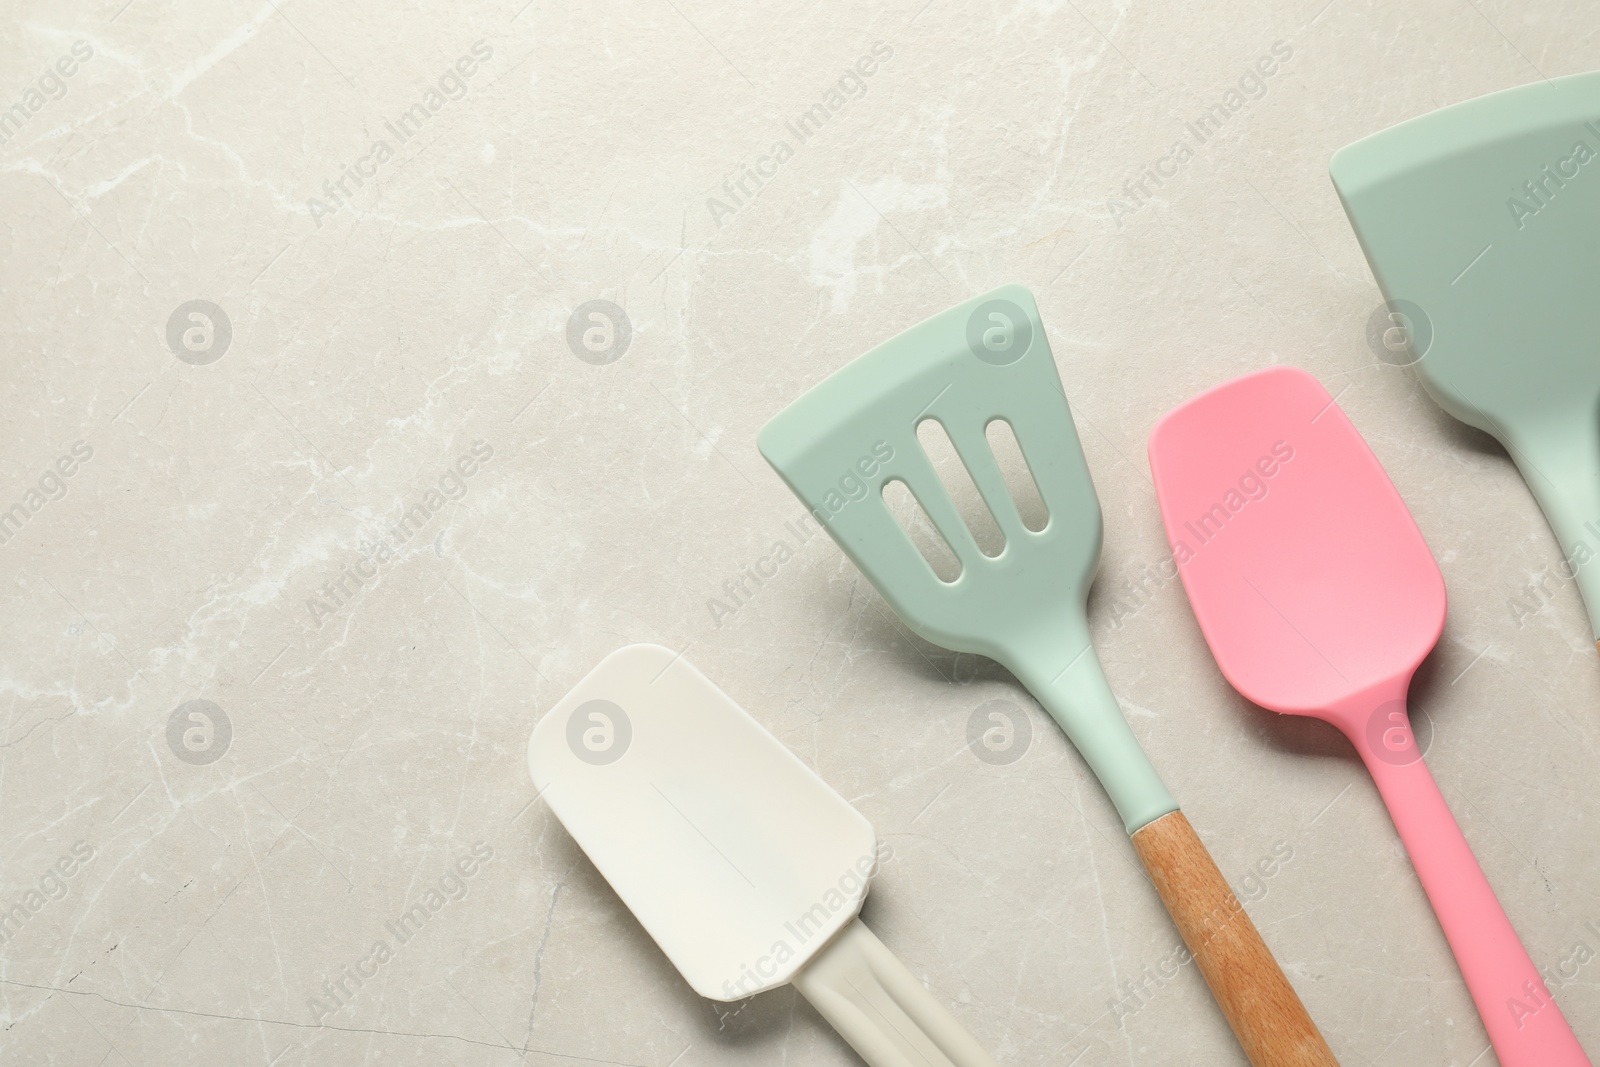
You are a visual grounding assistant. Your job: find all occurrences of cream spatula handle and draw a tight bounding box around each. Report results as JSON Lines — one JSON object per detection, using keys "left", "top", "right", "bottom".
{"left": 1131, "top": 810, "right": 1340, "bottom": 1067}
{"left": 791, "top": 918, "right": 999, "bottom": 1067}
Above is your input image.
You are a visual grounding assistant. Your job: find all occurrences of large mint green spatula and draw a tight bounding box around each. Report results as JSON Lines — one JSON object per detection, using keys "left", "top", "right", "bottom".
{"left": 758, "top": 286, "right": 1339, "bottom": 1067}
{"left": 1331, "top": 71, "right": 1600, "bottom": 653}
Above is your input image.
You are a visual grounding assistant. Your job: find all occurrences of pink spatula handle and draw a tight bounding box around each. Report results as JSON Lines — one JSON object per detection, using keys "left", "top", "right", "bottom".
{"left": 1357, "top": 719, "right": 1589, "bottom": 1066}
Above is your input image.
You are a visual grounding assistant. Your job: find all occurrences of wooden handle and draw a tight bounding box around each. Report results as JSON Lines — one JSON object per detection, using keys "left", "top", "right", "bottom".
{"left": 1130, "top": 811, "right": 1339, "bottom": 1067}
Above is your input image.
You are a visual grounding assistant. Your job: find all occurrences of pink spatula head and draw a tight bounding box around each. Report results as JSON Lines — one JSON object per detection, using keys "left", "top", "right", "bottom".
{"left": 1147, "top": 365, "right": 1443, "bottom": 729}
{"left": 1149, "top": 366, "right": 1590, "bottom": 1067}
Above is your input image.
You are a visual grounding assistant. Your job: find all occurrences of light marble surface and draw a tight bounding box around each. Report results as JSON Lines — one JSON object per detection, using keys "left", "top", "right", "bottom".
{"left": 4, "top": 1, "right": 1600, "bottom": 1064}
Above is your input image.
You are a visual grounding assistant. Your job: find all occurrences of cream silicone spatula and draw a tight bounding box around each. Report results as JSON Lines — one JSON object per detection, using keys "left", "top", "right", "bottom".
{"left": 1148, "top": 365, "right": 1590, "bottom": 1067}
{"left": 758, "top": 286, "right": 1338, "bottom": 1067}
{"left": 526, "top": 643, "right": 999, "bottom": 1067}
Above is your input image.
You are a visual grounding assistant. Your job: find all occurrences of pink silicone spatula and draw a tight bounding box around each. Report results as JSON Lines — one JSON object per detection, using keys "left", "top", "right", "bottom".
{"left": 1148, "top": 366, "right": 1589, "bottom": 1067}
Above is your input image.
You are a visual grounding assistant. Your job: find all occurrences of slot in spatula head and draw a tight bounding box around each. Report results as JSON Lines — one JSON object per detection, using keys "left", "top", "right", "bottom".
{"left": 527, "top": 645, "right": 878, "bottom": 1001}
{"left": 757, "top": 285, "right": 1102, "bottom": 663}
{"left": 1148, "top": 367, "right": 1446, "bottom": 728}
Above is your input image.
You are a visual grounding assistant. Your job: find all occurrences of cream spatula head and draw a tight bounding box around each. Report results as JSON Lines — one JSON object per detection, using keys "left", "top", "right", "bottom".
{"left": 527, "top": 643, "right": 875, "bottom": 1001}
{"left": 528, "top": 645, "right": 1001, "bottom": 1067}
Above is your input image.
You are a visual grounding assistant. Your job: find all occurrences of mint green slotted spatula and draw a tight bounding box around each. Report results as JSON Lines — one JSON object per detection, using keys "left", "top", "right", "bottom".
{"left": 758, "top": 286, "right": 1339, "bottom": 1067}
{"left": 1331, "top": 71, "right": 1600, "bottom": 654}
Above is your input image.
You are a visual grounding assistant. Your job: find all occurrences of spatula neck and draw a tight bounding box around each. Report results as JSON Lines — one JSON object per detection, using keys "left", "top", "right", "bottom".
{"left": 1503, "top": 418, "right": 1600, "bottom": 642}
{"left": 1324, "top": 678, "right": 1418, "bottom": 764}
{"left": 1001, "top": 625, "right": 1176, "bottom": 835}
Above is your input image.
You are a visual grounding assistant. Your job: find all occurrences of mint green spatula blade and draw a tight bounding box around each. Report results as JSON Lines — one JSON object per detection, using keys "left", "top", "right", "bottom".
{"left": 1331, "top": 71, "right": 1600, "bottom": 646}
{"left": 758, "top": 285, "right": 1173, "bottom": 833}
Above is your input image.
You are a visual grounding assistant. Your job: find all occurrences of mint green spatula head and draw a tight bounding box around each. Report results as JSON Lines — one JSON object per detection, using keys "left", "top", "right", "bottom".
{"left": 758, "top": 286, "right": 1100, "bottom": 661}
{"left": 1331, "top": 71, "right": 1600, "bottom": 643}
{"left": 758, "top": 285, "right": 1174, "bottom": 833}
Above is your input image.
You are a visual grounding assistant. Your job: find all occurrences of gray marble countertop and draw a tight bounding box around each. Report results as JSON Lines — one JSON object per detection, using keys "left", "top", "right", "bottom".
{"left": 4, "top": 1, "right": 1599, "bottom": 1064}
